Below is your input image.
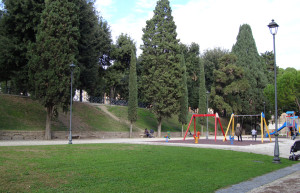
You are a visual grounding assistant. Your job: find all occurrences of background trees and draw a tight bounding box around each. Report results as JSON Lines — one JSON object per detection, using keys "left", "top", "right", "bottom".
{"left": 210, "top": 54, "right": 249, "bottom": 115}
{"left": 181, "top": 43, "right": 201, "bottom": 111}
{"left": 0, "top": 0, "right": 44, "bottom": 94}
{"left": 140, "top": 0, "right": 181, "bottom": 137}
{"left": 265, "top": 68, "right": 300, "bottom": 114}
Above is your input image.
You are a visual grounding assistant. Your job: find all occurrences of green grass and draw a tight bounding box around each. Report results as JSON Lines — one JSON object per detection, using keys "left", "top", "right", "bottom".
{"left": 0, "top": 94, "right": 229, "bottom": 133}
{"left": 0, "top": 94, "right": 47, "bottom": 130}
{"left": 0, "top": 144, "right": 294, "bottom": 193}
{"left": 107, "top": 106, "right": 184, "bottom": 131}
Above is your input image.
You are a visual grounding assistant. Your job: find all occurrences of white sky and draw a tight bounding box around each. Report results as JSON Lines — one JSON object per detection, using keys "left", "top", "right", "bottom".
{"left": 95, "top": 0, "right": 300, "bottom": 70}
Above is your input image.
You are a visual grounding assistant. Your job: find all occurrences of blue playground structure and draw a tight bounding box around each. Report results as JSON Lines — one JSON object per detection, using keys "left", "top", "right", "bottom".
{"left": 266, "top": 111, "right": 299, "bottom": 140}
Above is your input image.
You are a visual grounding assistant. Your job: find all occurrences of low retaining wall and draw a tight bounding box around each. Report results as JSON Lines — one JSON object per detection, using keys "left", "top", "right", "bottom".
{"left": 0, "top": 130, "right": 187, "bottom": 140}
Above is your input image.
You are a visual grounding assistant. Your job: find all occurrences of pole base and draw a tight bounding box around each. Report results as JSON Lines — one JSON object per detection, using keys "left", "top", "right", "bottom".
{"left": 68, "top": 140, "right": 72, "bottom": 144}
{"left": 272, "top": 157, "right": 281, "bottom": 164}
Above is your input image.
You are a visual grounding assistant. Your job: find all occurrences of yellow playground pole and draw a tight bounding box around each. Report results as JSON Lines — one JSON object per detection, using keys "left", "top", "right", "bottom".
{"left": 263, "top": 118, "right": 272, "bottom": 142}
{"left": 261, "top": 113, "right": 264, "bottom": 143}
{"left": 223, "top": 114, "right": 234, "bottom": 141}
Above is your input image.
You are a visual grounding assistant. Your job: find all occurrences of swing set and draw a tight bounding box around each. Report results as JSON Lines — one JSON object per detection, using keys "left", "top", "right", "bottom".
{"left": 223, "top": 112, "right": 272, "bottom": 143}
{"left": 183, "top": 113, "right": 226, "bottom": 141}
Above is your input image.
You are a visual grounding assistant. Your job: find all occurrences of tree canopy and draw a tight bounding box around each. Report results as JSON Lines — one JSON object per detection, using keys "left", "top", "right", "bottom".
{"left": 140, "top": 0, "right": 181, "bottom": 137}
{"left": 28, "top": 0, "right": 79, "bottom": 139}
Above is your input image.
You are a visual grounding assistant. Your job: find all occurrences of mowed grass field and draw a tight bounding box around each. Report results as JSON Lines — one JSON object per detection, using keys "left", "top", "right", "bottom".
{"left": 0, "top": 144, "right": 294, "bottom": 193}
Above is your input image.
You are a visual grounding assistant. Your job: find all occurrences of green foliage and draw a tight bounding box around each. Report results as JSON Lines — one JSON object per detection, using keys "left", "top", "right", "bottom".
{"left": 0, "top": 0, "right": 44, "bottom": 94}
{"left": 29, "top": 0, "right": 79, "bottom": 111}
{"left": 128, "top": 49, "right": 138, "bottom": 122}
{"left": 105, "top": 34, "right": 135, "bottom": 100}
{"left": 202, "top": 48, "right": 229, "bottom": 91}
{"left": 180, "top": 43, "right": 201, "bottom": 110}
{"left": 140, "top": 0, "right": 181, "bottom": 134}
{"left": 178, "top": 54, "right": 188, "bottom": 125}
{"left": 198, "top": 60, "right": 206, "bottom": 124}
{"left": 264, "top": 68, "right": 300, "bottom": 113}
{"left": 77, "top": 0, "right": 112, "bottom": 99}
{"left": 0, "top": 144, "right": 293, "bottom": 192}
{"left": 210, "top": 54, "right": 249, "bottom": 115}
{"left": 232, "top": 24, "right": 268, "bottom": 115}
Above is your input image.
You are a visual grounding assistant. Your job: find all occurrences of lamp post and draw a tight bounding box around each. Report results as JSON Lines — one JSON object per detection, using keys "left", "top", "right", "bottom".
{"left": 268, "top": 19, "right": 280, "bottom": 163}
{"left": 206, "top": 90, "right": 210, "bottom": 140}
{"left": 69, "top": 63, "right": 76, "bottom": 145}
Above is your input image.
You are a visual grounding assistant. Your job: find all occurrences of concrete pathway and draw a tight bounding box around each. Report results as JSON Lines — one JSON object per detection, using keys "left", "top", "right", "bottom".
{"left": 0, "top": 136, "right": 299, "bottom": 193}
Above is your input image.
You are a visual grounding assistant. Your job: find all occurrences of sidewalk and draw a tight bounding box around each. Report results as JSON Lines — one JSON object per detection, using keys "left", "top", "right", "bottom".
{"left": 0, "top": 136, "right": 299, "bottom": 192}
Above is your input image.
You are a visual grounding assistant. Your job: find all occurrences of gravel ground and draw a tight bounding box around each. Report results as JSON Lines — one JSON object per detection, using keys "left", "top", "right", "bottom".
{"left": 1, "top": 136, "right": 299, "bottom": 193}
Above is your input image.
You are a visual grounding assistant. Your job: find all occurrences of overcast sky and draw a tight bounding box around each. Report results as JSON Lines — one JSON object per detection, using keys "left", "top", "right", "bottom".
{"left": 95, "top": 0, "right": 300, "bottom": 70}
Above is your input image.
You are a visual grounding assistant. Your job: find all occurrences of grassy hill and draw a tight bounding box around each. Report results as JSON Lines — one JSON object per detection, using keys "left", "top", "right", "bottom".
{"left": 0, "top": 94, "right": 228, "bottom": 133}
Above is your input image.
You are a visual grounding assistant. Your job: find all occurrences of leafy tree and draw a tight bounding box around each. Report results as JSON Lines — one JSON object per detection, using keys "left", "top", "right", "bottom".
{"left": 178, "top": 54, "right": 188, "bottom": 136}
{"left": 128, "top": 49, "right": 138, "bottom": 138}
{"left": 28, "top": 0, "right": 79, "bottom": 139}
{"left": 232, "top": 24, "right": 268, "bottom": 116}
{"left": 140, "top": 0, "right": 181, "bottom": 137}
{"left": 264, "top": 68, "right": 300, "bottom": 113}
{"left": 112, "top": 34, "right": 136, "bottom": 100}
{"left": 210, "top": 54, "right": 249, "bottom": 116}
{"left": 202, "top": 48, "right": 229, "bottom": 91}
{"left": 198, "top": 60, "right": 206, "bottom": 125}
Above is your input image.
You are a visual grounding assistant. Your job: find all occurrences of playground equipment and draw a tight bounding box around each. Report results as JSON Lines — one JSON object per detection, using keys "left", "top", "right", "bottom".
{"left": 266, "top": 111, "right": 299, "bottom": 140}
{"left": 223, "top": 113, "right": 272, "bottom": 143}
{"left": 183, "top": 113, "right": 226, "bottom": 141}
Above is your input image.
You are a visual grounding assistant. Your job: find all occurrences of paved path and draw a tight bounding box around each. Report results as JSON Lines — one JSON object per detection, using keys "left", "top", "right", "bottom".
{"left": 0, "top": 136, "right": 299, "bottom": 192}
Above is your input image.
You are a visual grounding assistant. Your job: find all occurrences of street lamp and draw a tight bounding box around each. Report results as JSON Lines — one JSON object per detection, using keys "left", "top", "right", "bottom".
{"left": 69, "top": 63, "right": 76, "bottom": 144}
{"left": 268, "top": 19, "right": 280, "bottom": 163}
{"left": 206, "top": 90, "right": 210, "bottom": 140}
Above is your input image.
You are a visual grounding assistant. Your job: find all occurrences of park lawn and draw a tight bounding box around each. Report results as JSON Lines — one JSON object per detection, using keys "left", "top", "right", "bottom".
{"left": 0, "top": 144, "right": 294, "bottom": 193}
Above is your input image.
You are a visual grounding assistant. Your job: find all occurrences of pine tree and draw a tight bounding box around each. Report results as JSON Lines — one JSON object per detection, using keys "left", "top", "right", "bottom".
{"left": 178, "top": 54, "right": 188, "bottom": 136}
{"left": 232, "top": 24, "right": 268, "bottom": 115}
{"left": 141, "top": 0, "right": 181, "bottom": 137}
{"left": 128, "top": 49, "right": 138, "bottom": 138}
{"left": 198, "top": 60, "right": 206, "bottom": 126}
{"left": 28, "top": 0, "right": 79, "bottom": 140}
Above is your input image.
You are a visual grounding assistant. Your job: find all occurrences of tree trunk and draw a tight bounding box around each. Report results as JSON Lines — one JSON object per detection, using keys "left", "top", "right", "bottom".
{"left": 130, "top": 121, "right": 133, "bottom": 138}
{"left": 80, "top": 89, "right": 83, "bottom": 102}
{"left": 182, "top": 124, "right": 184, "bottom": 137}
{"left": 158, "top": 118, "right": 162, "bottom": 138}
{"left": 45, "top": 106, "right": 53, "bottom": 140}
{"left": 5, "top": 80, "right": 8, "bottom": 94}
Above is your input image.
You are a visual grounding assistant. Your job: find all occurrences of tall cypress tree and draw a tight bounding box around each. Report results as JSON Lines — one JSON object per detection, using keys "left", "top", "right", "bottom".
{"left": 232, "top": 24, "right": 267, "bottom": 115}
{"left": 178, "top": 54, "right": 188, "bottom": 136}
{"left": 28, "top": 0, "right": 79, "bottom": 140}
{"left": 128, "top": 49, "right": 138, "bottom": 138}
{"left": 141, "top": 0, "right": 181, "bottom": 137}
{"left": 198, "top": 60, "right": 206, "bottom": 125}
